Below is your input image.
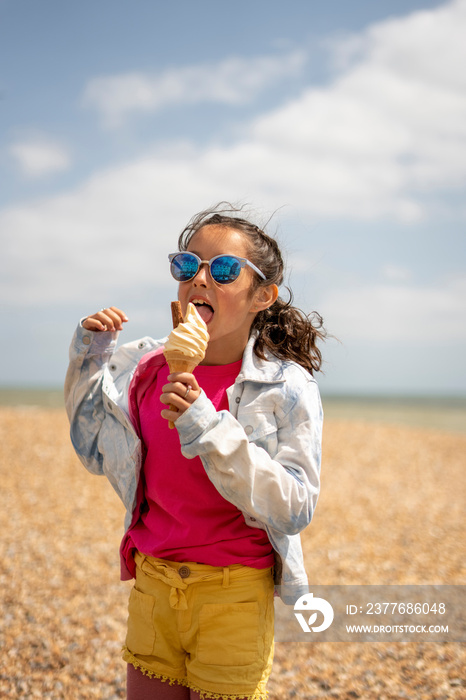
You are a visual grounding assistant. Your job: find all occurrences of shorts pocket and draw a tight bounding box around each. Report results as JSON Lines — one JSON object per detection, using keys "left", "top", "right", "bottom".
{"left": 198, "top": 602, "right": 260, "bottom": 666}
{"left": 125, "top": 586, "right": 156, "bottom": 656}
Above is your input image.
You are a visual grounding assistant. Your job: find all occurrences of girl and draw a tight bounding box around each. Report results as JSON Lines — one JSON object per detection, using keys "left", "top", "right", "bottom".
{"left": 65, "top": 205, "right": 325, "bottom": 700}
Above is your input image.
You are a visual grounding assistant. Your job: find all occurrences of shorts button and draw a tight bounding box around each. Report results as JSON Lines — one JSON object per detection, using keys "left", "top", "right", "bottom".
{"left": 178, "top": 565, "right": 191, "bottom": 578}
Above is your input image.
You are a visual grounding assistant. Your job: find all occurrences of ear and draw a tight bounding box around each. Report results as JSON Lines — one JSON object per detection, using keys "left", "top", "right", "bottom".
{"left": 250, "top": 284, "right": 279, "bottom": 313}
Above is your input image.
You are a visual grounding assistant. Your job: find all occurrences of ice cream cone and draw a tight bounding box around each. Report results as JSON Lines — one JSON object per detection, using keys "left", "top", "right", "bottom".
{"left": 165, "top": 352, "right": 200, "bottom": 428}
{"left": 164, "top": 301, "right": 209, "bottom": 429}
{"left": 165, "top": 353, "right": 199, "bottom": 376}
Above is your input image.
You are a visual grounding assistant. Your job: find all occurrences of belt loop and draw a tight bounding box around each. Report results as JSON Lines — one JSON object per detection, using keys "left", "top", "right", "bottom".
{"left": 222, "top": 566, "right": 230, "bottom": 588}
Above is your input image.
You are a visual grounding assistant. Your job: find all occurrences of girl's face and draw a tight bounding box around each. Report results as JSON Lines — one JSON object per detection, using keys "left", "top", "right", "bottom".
{"left": 177, "top": 225, "right": 267, "bottom": 365}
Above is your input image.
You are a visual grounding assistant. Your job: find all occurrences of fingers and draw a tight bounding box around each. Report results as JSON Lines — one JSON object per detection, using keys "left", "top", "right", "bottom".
{"left": 82, "top": 307, "right": 129, "bottom": 332}
{"left": 160, "top": 372, "right": 201, "bottom": 422}
{"left": 166, "top": 372, "right": 200, "bottom": 395}
{"left": 160, "top": 406, "right": 183, "bottom": 426}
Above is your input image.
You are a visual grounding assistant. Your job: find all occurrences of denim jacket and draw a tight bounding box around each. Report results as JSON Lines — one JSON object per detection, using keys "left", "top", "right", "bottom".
{"left": 65, "top": 323, "right": 323, "bottom": 603}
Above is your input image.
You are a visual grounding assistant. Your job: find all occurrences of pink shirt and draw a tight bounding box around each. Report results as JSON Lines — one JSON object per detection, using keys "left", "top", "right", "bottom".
{"left": 121, "top": 359, "right": 274, "bottom": 573}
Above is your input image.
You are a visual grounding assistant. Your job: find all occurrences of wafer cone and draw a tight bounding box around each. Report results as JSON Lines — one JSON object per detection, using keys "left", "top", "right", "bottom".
{"left": 165, "top": 353, "right": 199, "bottom": 376}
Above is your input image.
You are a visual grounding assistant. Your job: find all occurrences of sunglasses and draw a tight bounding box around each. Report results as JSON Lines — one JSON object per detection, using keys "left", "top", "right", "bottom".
{"left": 169, "top": 252, "right": 266, "bottom": 285}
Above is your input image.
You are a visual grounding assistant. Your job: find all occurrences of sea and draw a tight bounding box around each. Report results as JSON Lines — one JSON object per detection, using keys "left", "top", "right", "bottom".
{"left": 1, "top": 388, "right": 465, "bottom": 434}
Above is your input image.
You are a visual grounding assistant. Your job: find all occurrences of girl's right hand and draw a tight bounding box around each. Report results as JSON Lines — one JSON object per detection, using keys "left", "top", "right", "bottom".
{"left": 82, "top": 307, "right": 129, "bottom": 332}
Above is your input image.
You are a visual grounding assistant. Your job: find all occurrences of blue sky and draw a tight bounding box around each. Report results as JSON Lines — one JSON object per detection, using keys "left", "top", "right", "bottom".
{"left": 1, "top": 0, "right": 465, "bottom": 395}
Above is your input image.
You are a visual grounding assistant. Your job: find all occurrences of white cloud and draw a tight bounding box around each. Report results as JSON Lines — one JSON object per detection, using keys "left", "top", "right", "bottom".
{"left": 2, "top": 0, "right": 466, "bottom": 332}
{"left": 381, "top": 265, "right": 412, "bottom": 282}
{"left": 82, "top": 51, "right": 306, "bottom": 127}
{"left": 321, "top": 276, "right": 466, "bottom": 344}
{"left": 240, "top": 0, "right": 466, "bottom": 219}
{"left": 10, "top": 138, "right": 71, "bottom": 178}
{"left": 73, "top": 0, "right": 466, "bottom": 223}
{"left": 0, "top": 148, "right": 246, "bottom": 312}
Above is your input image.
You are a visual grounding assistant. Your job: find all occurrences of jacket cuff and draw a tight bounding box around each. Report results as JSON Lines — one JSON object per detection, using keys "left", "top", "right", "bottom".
{"left": 175, "top": 390, "right": 218, "bottom": 450}
{"left": 73, "top": 321, "right": 119, "bottom": 357}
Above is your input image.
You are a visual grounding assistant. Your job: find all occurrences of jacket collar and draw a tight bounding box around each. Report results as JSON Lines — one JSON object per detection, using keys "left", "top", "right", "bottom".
{"left": 131, "top": 332, "right": 286, "bottom": 390}
{"left": 236, "top": 333, "right": 286, "bottom": 385}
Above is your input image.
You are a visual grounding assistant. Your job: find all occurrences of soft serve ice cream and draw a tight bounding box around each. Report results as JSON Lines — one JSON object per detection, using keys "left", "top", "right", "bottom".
{"left": 164, "top": 302, "right": 209, "bottom": 363}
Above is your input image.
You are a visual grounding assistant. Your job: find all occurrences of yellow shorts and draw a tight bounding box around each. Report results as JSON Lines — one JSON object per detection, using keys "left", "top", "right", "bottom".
{"left": 122, "top": 551, "right": 275, "bottom": 700}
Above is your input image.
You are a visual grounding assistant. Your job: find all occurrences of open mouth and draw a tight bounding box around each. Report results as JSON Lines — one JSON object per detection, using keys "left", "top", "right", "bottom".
{"left": 192, "top": 299, "right": 214, "bottom": 324}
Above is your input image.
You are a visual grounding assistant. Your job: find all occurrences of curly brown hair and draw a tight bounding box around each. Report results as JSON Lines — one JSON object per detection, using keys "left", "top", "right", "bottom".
{"left": 178, "top": 203, "right": 326, "bottom": 375}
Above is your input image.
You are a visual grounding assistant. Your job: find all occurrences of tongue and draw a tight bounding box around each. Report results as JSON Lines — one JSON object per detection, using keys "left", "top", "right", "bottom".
{"left": 196, "top": 304, "right": 214, "bottom": 324}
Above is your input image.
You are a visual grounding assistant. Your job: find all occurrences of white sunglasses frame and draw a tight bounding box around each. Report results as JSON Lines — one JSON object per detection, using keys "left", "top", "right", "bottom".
{"left": 168, "top": 252, "right": 266, "bottom": 283}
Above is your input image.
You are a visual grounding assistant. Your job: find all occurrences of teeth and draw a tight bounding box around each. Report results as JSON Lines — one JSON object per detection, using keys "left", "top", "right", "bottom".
{"left": 192, "top": 299, "right": 209, "bottom": 305}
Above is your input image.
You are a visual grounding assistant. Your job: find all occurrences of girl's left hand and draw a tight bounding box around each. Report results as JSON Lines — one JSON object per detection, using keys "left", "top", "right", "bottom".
{"left": 160, "top": 372, "right": 201, "bottom": 423}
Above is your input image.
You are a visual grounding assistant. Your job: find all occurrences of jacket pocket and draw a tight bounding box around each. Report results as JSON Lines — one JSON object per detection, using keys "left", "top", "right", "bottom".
{"left": 238, "top": 411, "right": 278, "bottom": 452}
{"left": 125, "top": 586, "right": 156, "bottom": 655}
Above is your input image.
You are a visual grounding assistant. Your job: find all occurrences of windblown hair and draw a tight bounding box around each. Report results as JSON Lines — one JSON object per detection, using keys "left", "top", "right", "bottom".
{"left": 178, "top": 203, "right": 326, "bottom": 375}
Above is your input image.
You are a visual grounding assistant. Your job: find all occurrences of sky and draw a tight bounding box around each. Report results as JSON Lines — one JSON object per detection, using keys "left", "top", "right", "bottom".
{"left": 1, "top": 0, "right": 465, "bottom": 395}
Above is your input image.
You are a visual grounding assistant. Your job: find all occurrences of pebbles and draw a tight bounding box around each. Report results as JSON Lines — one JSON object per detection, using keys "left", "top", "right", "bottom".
{"left": 0, "top": 408, "right": 464, "bottom": 699}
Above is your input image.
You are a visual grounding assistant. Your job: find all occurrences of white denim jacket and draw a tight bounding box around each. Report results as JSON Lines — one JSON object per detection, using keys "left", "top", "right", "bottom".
{"left": 65, "top": 323, "right": 323, "bottom": 603}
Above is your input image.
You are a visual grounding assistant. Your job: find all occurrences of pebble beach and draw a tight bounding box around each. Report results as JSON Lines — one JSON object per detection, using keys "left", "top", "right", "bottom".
{"left": 0, "top": 405, "right": 464, "bottom": 699}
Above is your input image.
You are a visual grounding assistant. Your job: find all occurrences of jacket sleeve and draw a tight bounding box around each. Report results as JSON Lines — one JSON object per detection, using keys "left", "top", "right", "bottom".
{"left": 176, "top": 379, "right": 322, "bottom": 536}
{"left": 64, "top": 323, "right": 120, "bottom": 475}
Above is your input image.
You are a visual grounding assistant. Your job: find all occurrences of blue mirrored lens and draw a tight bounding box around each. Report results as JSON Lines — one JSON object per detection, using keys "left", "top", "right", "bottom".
{"left": 171, "top": 254, "right": 199, "bottom": 281}
{"left": 171, "top": 253, "right": 243, "bottom": 284}
{"left": 210, "top": 256, "right": 241, "bottom": 284}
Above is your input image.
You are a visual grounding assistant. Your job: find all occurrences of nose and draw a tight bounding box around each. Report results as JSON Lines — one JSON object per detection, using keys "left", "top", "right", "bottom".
{"left": 192, "top": 261, "right": 210, "bottom": 287}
